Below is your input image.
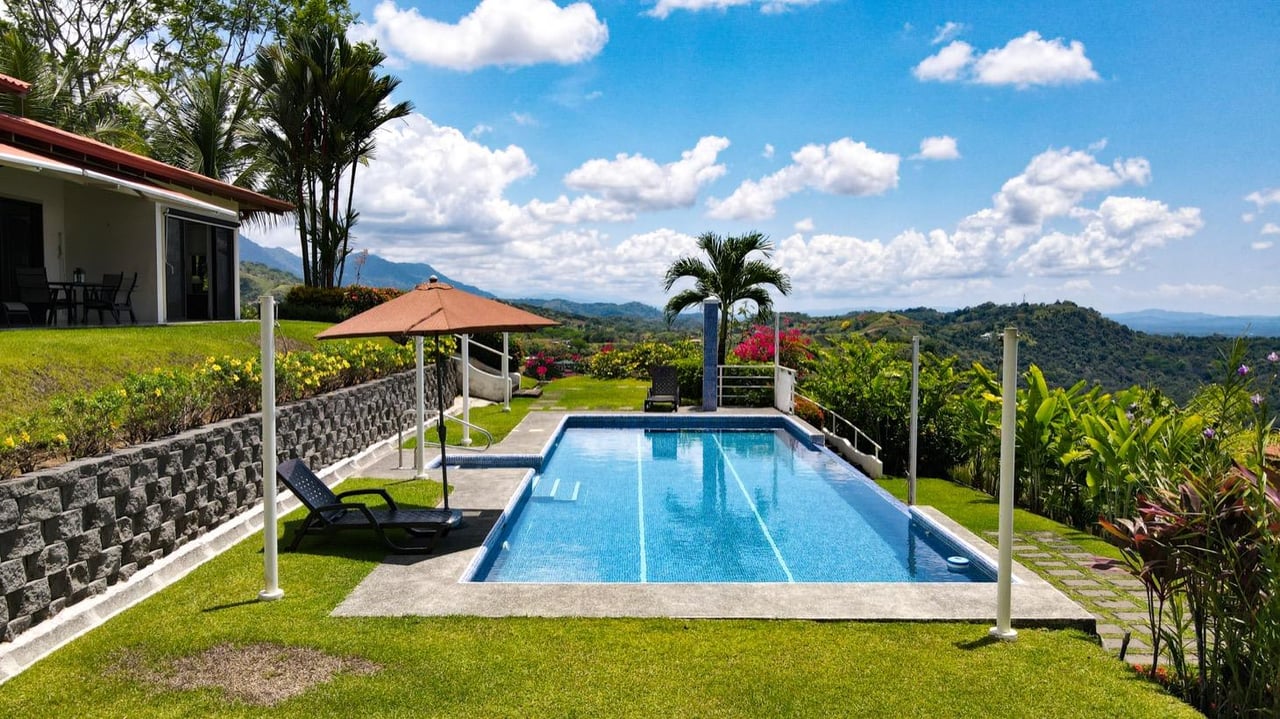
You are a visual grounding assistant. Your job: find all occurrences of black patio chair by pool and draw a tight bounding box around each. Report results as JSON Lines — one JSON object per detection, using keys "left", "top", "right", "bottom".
{"left": 643, "top": 364, "right": 680, "bottom": 412}
{"left": 276, "top": 458, "right": 462, "bottom": 554}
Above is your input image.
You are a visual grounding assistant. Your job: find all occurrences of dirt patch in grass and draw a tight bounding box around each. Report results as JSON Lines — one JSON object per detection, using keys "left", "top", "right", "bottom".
{"left": 116, "top": 642, "right": 380, "bottom": 706}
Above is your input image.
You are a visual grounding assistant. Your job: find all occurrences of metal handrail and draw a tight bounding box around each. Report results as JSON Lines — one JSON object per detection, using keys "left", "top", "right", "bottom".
{"left": 397, "top": 408, "right": 495, "bottom": 468}
{"left": 794, "top": 393, "right": 882, "bottom": 459}
{"left": 717, "top": 364, "right": 775, "bottom": 406}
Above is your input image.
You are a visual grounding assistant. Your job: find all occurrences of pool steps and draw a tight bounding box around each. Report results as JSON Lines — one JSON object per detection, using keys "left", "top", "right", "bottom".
{"left": 530, "top": 475, "right": 580, "bottom": 502}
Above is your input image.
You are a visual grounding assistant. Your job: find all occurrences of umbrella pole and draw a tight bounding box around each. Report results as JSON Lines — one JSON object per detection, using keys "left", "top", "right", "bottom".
{"left": 435, "top": 335, "right": 450, "bottom": 510}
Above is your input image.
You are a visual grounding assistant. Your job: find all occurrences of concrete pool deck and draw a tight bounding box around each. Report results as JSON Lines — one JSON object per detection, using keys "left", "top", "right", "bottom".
{"left": 333, "top": 409, "right": 1096, "bottom": 631}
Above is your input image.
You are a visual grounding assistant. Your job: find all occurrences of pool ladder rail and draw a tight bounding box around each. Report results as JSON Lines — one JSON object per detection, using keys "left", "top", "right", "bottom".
{"left": 397, "top": 409, "right": 495, "bottom": 469}
{"left": 531, "top": 475, "right": 581, "bottom": 503}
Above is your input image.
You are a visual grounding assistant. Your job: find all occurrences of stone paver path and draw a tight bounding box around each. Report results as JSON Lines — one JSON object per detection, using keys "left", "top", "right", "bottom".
{"left": 984, "top": 530, "right": 1157, "bottom": 666}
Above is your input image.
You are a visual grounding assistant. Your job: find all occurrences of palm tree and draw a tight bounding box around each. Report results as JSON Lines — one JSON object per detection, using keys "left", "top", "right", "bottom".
{"left": 0, "top": 29, "right": 143, "bottom": 149}
{"left": 251, "top": 26, "right": 411, "bottom": 287}
{"left": 663, "top": 231, "right": 792, "bottom": 365}
{"left": 149, "top": 67, "right": 260, "bottom": 186}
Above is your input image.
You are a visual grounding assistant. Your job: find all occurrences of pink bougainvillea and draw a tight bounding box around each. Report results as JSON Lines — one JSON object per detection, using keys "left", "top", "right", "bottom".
{"left": 732, "top": 325, "right": 813, "bottom": 366}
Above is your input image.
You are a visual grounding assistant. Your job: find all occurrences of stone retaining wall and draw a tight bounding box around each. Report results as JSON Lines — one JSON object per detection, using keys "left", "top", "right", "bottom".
{"left": 0, "top": 366, "right": 456, "bottom": 642}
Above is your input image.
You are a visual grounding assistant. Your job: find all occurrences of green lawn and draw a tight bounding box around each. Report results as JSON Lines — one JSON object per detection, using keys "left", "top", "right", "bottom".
{"left": 878, "top": 477, "right": 1123, "bottom": 560}
{"left": 533, "top": 374, "right": 649, "bottom": 409}
{"left": 0, "top": 477, "right": 1197, "bottom": 718}
{"left": 0, "top": 321, "right": 333, "bottom": 418}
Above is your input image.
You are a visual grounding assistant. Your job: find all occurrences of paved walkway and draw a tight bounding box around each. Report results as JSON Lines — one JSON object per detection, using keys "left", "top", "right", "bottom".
{"left": 992, "top": 530, "right": 1154, "bottom": 665}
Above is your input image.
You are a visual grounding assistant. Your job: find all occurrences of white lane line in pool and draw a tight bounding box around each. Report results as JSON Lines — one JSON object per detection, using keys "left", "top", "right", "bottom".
{"left": 712, "top": 433, "right": 795, "bottom": 583}
{"left": 636, "top": 434, "right": 648, "bottom": 583}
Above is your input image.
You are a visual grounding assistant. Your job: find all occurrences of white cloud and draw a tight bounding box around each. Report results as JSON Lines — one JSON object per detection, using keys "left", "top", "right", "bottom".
{"left": 563, "top": 136, "right": 730, "bottom": 212}
{"left": 446, "top": 228, "right": 700, "bottom": 299}
{"left": 913, "top": 41, "right": 974, "bottom": 82}
{"left": 1243, "top": 212, "right": 1257, "bottom": 223}
{"left": 794, "top": 217, "right": 814, "bottom": 232}
{"left": 1247, "top": 188, "right": 1280, "bottom": 210}
{"left": 647, "top": 0, "right": 819, "bottom": 19}
{"left": 763, "top": 143, "right": 775, "bottom": 159}
{"left": 350, "top": 113, "right": 534, "bottom": 248}
{"left": 768, "top": 146, "right": 1198, "bottom": 297}
{"left": 932, "top": 21, "right": 966, "bottom": 45}
{"left": 1014, "top": 196, "right": 1202, "bottom": 276}
{"left": 1253, "top": 241, "right": 1274, "bottom": 251}
{"left": 1062, "top": 278, "right": 1093, "bottom": 292}
{"left": 913, "top": 135, "right": 961, "bottom": 161}
{"left": 511, "top": 112, "right": 538, "bottom": 126}
{"left": 351, "top": 0, "right": 608, "bottom": 71}
{"left": 915, "top": 31, "right": 1099, "bottom": 89}
{"left": 1262, "top": 223, "right": 1280, "bottom": 235}
{"left": 469, "top": 124, "right": 493, "bottom": 138}
{"left": 707, "top": 138, "right": 900, "bottom": 220}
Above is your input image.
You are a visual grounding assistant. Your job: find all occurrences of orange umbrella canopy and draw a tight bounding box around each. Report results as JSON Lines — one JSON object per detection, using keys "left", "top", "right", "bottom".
{"left": 317, "top": 277, "right": 558, "bottom": 339}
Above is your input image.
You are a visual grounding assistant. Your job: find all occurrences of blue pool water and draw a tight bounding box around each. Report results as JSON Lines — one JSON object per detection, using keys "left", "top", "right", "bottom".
{"left": 469, "top": 418, "right": 993, "bottom": 583}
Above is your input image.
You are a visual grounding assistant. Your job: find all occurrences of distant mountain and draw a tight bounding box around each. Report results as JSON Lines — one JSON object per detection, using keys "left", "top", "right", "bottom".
{"left": 345, "top": 249, "right": 493, "bottom": 297}
{"left": 239, "top": 238, "right": 302, "bottom": 278}
{"left": 237, "top": 237, "right": 492, "bottom": 296}
{"left": 512, "top": 298, "right": 665, "bottom": 320}
{"left": 1106, "top": 309, "right": 1280, "bottom": 337}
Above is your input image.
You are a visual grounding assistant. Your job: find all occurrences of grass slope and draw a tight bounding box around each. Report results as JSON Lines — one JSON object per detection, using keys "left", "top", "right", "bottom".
{"left": 0, "top": 478, "right": 1196, "bottom": 718}
{"left": 0, "top": 321, "right": 332, "bottom": 419}
{"left": 877, "top": 477, "right": 1122, "bottom": 560}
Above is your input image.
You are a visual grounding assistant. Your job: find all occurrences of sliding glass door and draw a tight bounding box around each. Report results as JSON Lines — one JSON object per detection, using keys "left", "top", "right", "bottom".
{"left": 163, "top": 212, "right": 237, "bottom": 321}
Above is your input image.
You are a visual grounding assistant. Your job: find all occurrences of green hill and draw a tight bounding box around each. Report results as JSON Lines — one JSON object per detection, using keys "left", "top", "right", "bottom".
{"left": 239, "top": 261, "right": 299, "bottom": 307}
{"left": 793, "top": 301, "right": 1271, "bottom": 403}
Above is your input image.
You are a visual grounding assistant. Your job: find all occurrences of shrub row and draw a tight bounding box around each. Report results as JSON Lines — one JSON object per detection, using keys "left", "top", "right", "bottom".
{"left": 278, "top": 285, "right": 405, "bottom": 323}
{"left": 0, "top": 340, "right": 413, "bottom": 479}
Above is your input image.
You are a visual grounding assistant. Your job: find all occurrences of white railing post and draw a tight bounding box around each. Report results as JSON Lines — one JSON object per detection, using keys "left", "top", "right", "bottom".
{"left": 414, "top": 337, "right": 427, "bottom": 479}
{"left": 258, "top": 295, "right": 282, "bottom": 602}
{"left": 990, "top": 326, "right": 1019, "bottom": 642}
{"left": 908, "top": 335, "right": 919, "bottom": 506}
{"left": 502, "top": 332, "right": 511, "bottom": 412}
{"left": 461, "top": 333, "right": 472, "bottom": 446}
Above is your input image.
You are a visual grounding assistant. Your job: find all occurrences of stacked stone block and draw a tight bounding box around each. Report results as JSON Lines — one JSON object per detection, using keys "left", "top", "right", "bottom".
{"left": 0, "top": 366, "right": 453, "bottom": 642}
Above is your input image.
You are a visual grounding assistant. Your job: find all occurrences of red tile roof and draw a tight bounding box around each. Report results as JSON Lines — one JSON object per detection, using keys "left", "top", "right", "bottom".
{"left": 0, "top": 105, "right": 291, "bottom": 216}
{"left": 0, "top": 73, "right": 30, "bottom": 95}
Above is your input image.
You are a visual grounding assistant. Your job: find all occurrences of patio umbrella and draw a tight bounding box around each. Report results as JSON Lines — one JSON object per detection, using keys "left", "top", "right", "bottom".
{"left": 317, "top": 277, "right": 557, "bottom": 509}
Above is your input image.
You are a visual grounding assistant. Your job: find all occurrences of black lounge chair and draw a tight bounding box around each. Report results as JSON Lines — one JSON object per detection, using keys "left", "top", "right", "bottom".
{"left": 276, "top": 458, "right": 462, "bottom": 553}
{"left": 643, "top": 364, "right": 680, "bottom": 412}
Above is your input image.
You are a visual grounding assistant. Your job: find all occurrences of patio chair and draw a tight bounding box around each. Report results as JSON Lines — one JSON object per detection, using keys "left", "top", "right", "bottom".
{"left": 81, "top": 273, "right": 122, "bottom": 324}
{"left": 12, "top": 266, "right": 68, "bottom": 325}
{"left": 109, "top": 272, "right": 137, "bottom": 324}
{"left": 276, "top": 458, "right": 463, "bottom": 554}
{"left": 643, "top": 365, "right": 680, "bottom": 412}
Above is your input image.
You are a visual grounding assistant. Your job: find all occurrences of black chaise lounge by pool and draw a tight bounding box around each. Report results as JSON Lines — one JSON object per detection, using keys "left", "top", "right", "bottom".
{"left": 643, "top": 364, "right": 680, "bottom": 412}
{"left": 276, "top": 458, "right": 462, "bottom": 553}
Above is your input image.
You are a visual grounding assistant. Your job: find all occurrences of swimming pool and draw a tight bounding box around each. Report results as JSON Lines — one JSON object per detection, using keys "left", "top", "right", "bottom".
{"left": 467, "top": 415, "right": 995, "bottom": 584}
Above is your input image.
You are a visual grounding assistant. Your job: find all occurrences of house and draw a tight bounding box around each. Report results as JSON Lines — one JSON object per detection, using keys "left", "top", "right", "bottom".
{"left": 0, "top": 73, "right": 292, "bottom": 324}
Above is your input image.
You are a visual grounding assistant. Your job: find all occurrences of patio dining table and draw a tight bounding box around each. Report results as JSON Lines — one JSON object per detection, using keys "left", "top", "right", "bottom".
{"left": 47, "top": 280, "right": 115, "bottom": 325}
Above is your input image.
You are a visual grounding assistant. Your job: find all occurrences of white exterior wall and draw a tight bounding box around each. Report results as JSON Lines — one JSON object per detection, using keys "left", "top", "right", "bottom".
{"left": 0, "top": 168, "right": 68, "bottom": 277}
{"left": 64, "top": 185, "right": 161, "bottom": 323}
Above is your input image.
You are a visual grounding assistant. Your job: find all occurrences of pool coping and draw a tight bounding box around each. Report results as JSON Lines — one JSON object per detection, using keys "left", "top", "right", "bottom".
{"left": 332, "top": 410, "right": 1096, "bottom": 630}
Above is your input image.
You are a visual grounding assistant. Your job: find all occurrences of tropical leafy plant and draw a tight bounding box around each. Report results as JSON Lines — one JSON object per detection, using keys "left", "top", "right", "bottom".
{"left": 662, "top": 232, "right": 791, "bottom": 365}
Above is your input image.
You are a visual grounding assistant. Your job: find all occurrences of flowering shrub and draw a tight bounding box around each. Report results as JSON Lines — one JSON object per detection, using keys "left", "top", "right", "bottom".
{"left": 585, "top": 341, "right": 701, "bottom": 379}
{"left": 732, "top": 325, "right": 813, "bottom": 366}
{"left": 524, "top": 350, "right": 562, "bottom": 382}
{"left": 0, "top": 340, "right": 415, "bottom": 479}
{"left": 280, "top": 284, "right": 404, "bottom": 322}
{"left": 794, "top": 395, "right": 824, "bottom": 428}
{"left": 342, "top": 285, "right": 404, "bottom": 314}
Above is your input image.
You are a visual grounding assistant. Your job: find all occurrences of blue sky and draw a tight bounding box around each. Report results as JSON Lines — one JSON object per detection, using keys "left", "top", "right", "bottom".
{"left": 256, "top": 0, "right": 1280, "bottom": 315}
